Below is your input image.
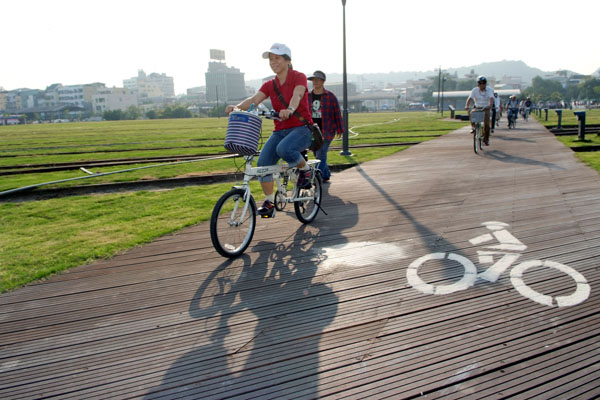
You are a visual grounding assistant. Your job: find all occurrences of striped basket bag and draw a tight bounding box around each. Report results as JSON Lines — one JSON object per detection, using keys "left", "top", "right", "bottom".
{"left": 224, "top": 111, "right": 262, "bottom": 156}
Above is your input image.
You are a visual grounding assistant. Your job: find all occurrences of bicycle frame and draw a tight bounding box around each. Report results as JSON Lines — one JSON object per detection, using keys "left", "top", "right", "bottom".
{"left": 470, "top": 108, "right": 486, "bottom": 153}
{"left": 230, "top": 155, "right": 320, "bottom": 223}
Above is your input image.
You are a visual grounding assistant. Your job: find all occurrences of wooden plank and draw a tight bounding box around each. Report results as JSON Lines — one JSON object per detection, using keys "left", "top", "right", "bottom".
{"left": 1, "top": 119, "right": 600, "bottom": 399}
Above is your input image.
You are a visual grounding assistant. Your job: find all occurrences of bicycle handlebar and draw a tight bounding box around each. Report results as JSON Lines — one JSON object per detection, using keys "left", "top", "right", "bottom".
{"left": 258, "top": 110, "right": 281, "bottom": 121}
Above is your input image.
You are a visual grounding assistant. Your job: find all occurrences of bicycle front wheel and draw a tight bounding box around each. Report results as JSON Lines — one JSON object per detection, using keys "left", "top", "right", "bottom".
{"left": 473, "top": 125, "right": 482, "bottom": 154}
{"left": 294, "top": 171, "right": 323, "bottom": 223}
{"left": 210, "top": 188, "right": 256, "bottom": 258}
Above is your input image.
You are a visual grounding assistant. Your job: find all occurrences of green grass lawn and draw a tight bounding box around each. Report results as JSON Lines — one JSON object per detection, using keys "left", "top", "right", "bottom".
{"left": 534, "top": 108, "right": 600, "bottom": 128}
{"left": 0, "top": 112, "right": 467, "bottom": 293}
{"left": 537, "top": 109, "right": 600, "bottom": 173}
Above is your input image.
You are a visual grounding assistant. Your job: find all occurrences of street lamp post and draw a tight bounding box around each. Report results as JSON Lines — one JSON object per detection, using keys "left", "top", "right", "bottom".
{"left": 441, "top": 75, "right": 446, "bottom": 117}
{"left": 340, "top": 0, "right": 351, "bottom": 156}
{"left": 437, "top": 67, "right": 441, "bottom": 113}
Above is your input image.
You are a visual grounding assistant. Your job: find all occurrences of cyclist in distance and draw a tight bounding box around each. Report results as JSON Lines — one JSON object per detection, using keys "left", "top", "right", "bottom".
{"left": 492, "top": 92, "right": 502, "bottom": 132}
{"left": 225, "top": 43, "right": 314, "bottom": 218}
{"left": 506, "top": 95, "right": 520, "bottom": 127}
{"left": 524, "top": 96, "right": 533, "bottom": 119}
{"left": 465, "top": 76, "right": 495, "bottom": 145}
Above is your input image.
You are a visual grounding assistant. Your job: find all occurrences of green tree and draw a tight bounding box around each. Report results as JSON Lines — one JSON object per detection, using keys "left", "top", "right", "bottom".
{"left": 578, "top": 78, "right": 600, "bottom": 100}
{"left": 160, "top": 105, "right": 192, "bottom": 119}
{"left": 145, "top": 110, "right": 158, "bottom": 119}
{"left": 528, "top": 76, "right": 565, "bottom": 101}
{"left": 103, "top": 109, "right": 124, "bottom": 121}
{"left": 550, "top": 92, "right": 562, "bottom": 102}
{"left": 208, "top": 105, "right": 227, "bottom": 118}
{"left": 125, "top": 105, "right": 141, "bottom": 120}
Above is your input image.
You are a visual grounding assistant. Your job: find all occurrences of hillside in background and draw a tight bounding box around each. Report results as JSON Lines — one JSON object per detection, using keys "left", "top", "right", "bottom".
{"left": 322, "top": 60, "right": 552, "bottom": 85}
{"left": 247, "top": 60, "right": 582, "bottom": 90}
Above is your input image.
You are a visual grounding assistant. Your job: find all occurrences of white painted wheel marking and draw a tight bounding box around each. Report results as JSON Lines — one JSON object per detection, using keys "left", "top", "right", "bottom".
{"left": 510, "top": 260, "right": 590, "bottom": 307}
{"left": 407, "top": 252, "right": 477, "bottom": 295}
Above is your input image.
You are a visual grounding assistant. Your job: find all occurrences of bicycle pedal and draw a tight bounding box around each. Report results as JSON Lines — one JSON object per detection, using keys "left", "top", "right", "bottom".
{"left": 260, "top": 209, "right": 276, "bottom": 219}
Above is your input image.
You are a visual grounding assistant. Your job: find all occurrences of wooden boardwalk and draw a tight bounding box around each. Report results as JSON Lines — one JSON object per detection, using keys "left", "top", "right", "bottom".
{"left": 1, "top": 119, "right": 599, "bottom": 399}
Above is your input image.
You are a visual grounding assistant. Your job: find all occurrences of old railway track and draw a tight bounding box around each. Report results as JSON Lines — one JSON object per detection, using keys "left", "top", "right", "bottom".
{"left": 1, "top": 139, "right": 436, "bottom": 176}
{"left": 0, "top": 139, "right": 424, "bottom": 201}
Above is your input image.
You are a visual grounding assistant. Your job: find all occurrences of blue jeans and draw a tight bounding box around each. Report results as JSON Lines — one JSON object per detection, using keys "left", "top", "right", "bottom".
{"left": 314, "top": 139, "right": 332, "bottom": 180}
{"left": 257, "top": 125, "right": 312, "bottom": 183}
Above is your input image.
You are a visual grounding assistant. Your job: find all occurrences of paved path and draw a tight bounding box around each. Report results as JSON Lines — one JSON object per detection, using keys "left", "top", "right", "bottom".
{"left": 1, "top": 119, "right": 599, "bottom": 399}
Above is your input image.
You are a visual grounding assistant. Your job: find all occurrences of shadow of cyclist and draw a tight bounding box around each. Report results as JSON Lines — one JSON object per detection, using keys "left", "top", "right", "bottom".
{"left": 485, "top": 149, "right": 564, "bottom": 170}
{"left": 144, "top": 192, "right": 358, "bottom": 398}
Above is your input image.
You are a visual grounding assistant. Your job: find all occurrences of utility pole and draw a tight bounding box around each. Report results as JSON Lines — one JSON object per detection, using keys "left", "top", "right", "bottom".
{"left": 437, "top": 67, "right": 441, "bottom": 113}
{"left": 340, "top": 0, "right": 351, "bottom": 156}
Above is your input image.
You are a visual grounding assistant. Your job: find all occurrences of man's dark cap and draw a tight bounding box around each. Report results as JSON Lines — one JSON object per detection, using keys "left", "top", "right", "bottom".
{"left": 308, "top": 70, "right": 326, "bottom": 81}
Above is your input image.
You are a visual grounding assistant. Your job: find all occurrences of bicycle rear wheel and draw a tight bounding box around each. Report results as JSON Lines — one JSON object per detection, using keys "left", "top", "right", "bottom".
{"left": 210, "top": 188, "right": 256, "bottom": 258}
{"left": 294, "top": 171, "right": 322, "bottom": 223}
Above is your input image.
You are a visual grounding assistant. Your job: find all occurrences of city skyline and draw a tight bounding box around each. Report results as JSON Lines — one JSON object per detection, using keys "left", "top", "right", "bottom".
{"left": 2, "top": 0, "right": 599, "bottom": 94}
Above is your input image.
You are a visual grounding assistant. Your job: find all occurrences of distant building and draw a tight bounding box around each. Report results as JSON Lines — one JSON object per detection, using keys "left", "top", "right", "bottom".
{"left": 58, "top": 83, "right": 106, "bottom": 110}
{"left": 43, "top": 84, "right": 63, "bottom": 108}
{"left": 315, "top": 82, "right": 357, "bottom": 99}
{"left": 498, "top": 75, "right": 522, "bottom": 90}
{"left": 124, "top": 70, "right": 175, "bottom": 101}
{"left": 91, "top": 87, "right": 137, "bottom": 113}
{"left": 205, "top": 61, "right": 246, "bottom": 102}
{"left": 184, "top": 86, "right": 206, "bottom": 103}
{"left": 4, "top": 90, "right": 22, "bottom": 111}
{"left": 0, "top": 90, "right": 8, "bottom": 111}
{"left": 405, "top": 78, "right": 434, "bottom": 102}
{"left": 1, "top": 115, "right": 21, "bottom": 125}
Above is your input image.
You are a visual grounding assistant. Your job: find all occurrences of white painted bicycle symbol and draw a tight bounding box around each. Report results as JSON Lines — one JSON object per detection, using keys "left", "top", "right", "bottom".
{"left": 406, "top": 221, "right": 591, "bottom": 307}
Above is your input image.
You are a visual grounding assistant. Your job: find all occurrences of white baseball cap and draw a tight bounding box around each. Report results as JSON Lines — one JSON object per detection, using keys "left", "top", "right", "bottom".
{"left": 262, "top": 43, "right": 291, "bottom": 59}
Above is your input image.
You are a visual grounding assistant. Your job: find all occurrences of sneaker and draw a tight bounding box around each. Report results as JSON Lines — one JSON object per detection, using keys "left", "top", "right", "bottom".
{"left": 257, "top": 200, "right": 275, "bottom": 218}
{"left": 297, "top": 170, "right": 312, "bottom": 189}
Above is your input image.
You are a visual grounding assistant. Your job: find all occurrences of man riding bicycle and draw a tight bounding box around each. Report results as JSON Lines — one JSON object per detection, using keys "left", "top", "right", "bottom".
{"left": 506, "top": 95, "right": 520, "bottom": 127}
{"left": 465, "top": 76, "right": 494, "bottom": 146}
{"left": 523, "top": 97, "right": 533, "bottom": 120}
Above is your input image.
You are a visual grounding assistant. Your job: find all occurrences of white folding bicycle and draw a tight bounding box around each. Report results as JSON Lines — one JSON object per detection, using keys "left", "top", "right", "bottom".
{"left": 210, "top": 112, "right": 323, "bottom": 258}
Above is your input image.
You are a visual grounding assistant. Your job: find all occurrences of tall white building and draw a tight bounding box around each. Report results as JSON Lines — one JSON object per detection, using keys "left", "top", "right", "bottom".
{"left": 205, "top": 61, "right": 246, "bottom": 102}
{"left": 57, "top": 83, "right": 106, "bottom": 110}
{"left": 92, "top": 88, "right": 138, "bottom": 113}
{"left": 124, "top": 70, "right": 175, "bottom": 100}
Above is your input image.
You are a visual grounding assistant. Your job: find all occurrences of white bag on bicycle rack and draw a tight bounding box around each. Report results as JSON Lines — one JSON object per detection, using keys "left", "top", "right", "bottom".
{"left": 225, "top": 111, "right": 262, "bottom": 156}
{"left": 470, "top": 110, "right": 485, "bottom": 123}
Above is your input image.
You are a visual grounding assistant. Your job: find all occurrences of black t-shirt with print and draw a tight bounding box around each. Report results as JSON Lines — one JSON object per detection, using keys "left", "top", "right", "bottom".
{"left": 311, "top": 93, "right": 323, "bottom": 130}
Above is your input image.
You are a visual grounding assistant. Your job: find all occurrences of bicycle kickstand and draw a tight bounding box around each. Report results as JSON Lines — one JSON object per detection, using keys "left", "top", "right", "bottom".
{"left": 314, "top": 200, "right": 328, "bottom": 216}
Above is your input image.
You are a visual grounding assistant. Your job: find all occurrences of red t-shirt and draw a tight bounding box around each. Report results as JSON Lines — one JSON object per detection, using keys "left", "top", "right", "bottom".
{"left": 259, "top": 69, "right": 313, "bottom": 131}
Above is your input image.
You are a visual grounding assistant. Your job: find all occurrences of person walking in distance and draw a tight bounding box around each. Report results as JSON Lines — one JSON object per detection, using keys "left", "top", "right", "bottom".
{"left": 307, "top": 70, "right": 344, "bottom": 183}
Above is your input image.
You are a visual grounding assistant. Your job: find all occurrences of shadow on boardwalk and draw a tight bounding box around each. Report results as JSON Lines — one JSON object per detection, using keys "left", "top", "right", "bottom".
{"left": 144, "top": 192, "right": 358, "bottom": 398}
{"left": 352, "top": 162, "right": 467, "bottom": 283}
{"left": 485, "top": 149, "right": 564, "bottom": 170}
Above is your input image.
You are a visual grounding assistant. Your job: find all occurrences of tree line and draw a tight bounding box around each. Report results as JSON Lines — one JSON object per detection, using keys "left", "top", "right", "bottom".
{"left": 102, "top": 105, "right": 228, "bottom": 121}
{"left": 522, "top": 76, "right": 600, "bottom": 103}
{"left": 426, "top": 74, "right": 600, "bottom": 104}
{"left": 103, "top": 105, "right": 192, "bottom": 121}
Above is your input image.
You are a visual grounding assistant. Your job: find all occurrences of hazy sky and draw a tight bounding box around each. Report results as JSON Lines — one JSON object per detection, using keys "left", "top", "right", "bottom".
{"left": 2, "top": 0, "right": 599, "bottom": 94}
